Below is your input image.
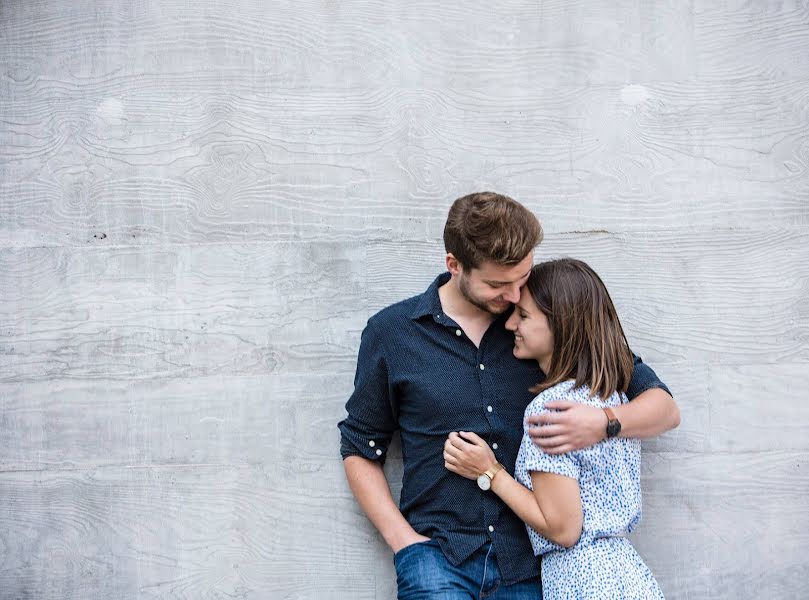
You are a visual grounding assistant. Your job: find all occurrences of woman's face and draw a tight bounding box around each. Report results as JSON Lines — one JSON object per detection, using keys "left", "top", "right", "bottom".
{"left": 505, "top": 287, "right": 554, "bottom": 368}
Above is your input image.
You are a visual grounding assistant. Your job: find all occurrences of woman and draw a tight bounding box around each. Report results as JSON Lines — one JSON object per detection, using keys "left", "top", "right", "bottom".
{"left": 444, "top": 258, "right": 664, "bottom": 599}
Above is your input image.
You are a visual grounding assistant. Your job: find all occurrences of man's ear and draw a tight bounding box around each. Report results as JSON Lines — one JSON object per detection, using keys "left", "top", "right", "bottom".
{"left": 445, "top": 253, "right": 463, "bottom": 277}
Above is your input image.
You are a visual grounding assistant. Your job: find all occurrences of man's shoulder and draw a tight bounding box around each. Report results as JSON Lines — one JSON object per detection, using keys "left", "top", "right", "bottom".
{"left": 367, "top": 293, "right": 424, "bottom": 329}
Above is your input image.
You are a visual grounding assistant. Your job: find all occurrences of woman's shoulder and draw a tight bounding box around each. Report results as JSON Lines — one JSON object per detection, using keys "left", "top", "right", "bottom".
{"left": 527, "top": 381, "right": 627, "bottom": 413}
{"left": 525, "top": 380, "right": 577, "bottom": 415}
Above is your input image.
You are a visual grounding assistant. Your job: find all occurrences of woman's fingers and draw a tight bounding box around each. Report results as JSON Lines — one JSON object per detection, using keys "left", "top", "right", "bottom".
{"left": 447, "top": 431, "right": 474, "bottom": 450}
{"left": 443, "top": 446, "right": 460, "bottom": 462}
{"left": 457, "top": 431, "right": 485, "bottom": 446}
{"left": 444, "top": 438, "right": 464, "bottom": 459}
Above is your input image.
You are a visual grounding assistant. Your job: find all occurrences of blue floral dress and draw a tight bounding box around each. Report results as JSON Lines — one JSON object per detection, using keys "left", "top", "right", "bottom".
{"left": 514, "top": 380, "right": 664, "bottom": 599}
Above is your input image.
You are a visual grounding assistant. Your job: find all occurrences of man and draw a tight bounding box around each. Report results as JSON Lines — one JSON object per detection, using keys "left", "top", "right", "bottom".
{"left": 338, "top": 192, "right": 680, "bottom": 599}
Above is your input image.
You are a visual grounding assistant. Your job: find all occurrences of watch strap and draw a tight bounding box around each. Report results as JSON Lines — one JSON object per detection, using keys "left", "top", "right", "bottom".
{"left": 603, "top": 407, "right": 621, "bottom": 438}
{"left": 484, "top": 462, "right": 504, "bottom": 482}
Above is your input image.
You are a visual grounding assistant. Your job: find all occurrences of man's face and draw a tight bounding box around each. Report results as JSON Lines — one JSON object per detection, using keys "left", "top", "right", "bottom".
{"left": 457, "top": 253, "right": 533, "bottom": 315}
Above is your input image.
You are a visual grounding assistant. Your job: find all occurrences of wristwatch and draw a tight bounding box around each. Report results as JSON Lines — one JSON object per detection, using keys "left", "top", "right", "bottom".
{"left": 476, "top": 463, "right": 504, "bottom": 491}
{"left": 604, "top": 407, "right": 622, "bottom": 438}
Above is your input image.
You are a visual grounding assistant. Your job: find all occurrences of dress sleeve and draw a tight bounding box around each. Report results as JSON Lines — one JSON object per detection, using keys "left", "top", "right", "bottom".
{"left": 337, "top": 319, "right": 399, "bottom": 464}
{"left": 521, "top": 399, "right": 580, "bottom": 480}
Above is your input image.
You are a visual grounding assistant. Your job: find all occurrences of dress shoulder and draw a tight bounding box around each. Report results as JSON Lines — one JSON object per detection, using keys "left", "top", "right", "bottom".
{"left": 526, "top": 381, "right": 626, "bottom": 416}
{"left": 524, "top": 380, "right": 577, "bottom": 416}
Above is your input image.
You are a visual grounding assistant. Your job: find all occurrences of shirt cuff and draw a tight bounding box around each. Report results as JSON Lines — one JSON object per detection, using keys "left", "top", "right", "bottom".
{"left": 338, "top": 419, "right": 391, "bottom": 462}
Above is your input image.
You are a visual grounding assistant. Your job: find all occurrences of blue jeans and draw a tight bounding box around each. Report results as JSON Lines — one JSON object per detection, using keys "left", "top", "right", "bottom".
{"left": 394, "top": 540, "right": 542, "bottom": 599}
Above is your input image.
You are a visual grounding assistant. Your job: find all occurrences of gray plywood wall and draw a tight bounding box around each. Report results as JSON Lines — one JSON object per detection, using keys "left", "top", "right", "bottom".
{"left": 1, "top": 1, "right": 807, "bottom": 598}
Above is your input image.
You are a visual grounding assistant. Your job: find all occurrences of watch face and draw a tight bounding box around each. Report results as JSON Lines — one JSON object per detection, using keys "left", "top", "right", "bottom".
{"left": 476, "top": 474, "right": 491, "bottom": 491}
{"left": 607, "top": 420, "right": 621, "bottom": 438}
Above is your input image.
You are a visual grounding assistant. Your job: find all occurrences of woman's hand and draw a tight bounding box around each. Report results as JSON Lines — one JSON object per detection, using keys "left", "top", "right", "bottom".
{"left": 443, "top": 431, "right": 497, "bottom": 480}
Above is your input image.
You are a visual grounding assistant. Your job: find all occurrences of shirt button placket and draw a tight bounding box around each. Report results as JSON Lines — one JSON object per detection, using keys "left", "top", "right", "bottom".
{"left": 479, "top": 351, "right": 499, "bottom": 541}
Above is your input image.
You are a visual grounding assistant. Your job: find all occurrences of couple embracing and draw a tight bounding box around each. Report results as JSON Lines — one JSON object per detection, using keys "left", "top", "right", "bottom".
{"left": 338, "top": 192, "right": 680, "bottom": 599}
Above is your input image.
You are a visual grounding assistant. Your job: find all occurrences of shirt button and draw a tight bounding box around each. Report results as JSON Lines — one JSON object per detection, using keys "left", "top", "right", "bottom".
{"left": 492, "top": 443, "right": 499, "bottom": 450}
{"left": 375, "top": 449, "right": 382, "bottom": 456}
{"left": 487, "top": 405, "right": 493, "bottom": 413}
{"left": 479, "top": 364, "right": 485, "bottom": 370}
{"left": 455, "top": 329, "right": 462, "bottom": 336}
{"left": 369, "top": 440, "right": 376, "bottom": 447}
{"left": 488, "top": 525, "right": 495, "bottom": 533}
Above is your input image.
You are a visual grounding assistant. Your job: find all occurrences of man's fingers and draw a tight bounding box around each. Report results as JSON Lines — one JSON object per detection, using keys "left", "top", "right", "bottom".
{"left": 527, "top": 411, "right": 568, "bottom": 427}
{"left": 543, "top": 400, "right": 576, "bottom": 411}
{"left": 527, "top": 424, "right": 566, "bottom": 439}
{"left": 540, "top": 444, "right": 575, "bottom": 455}
{"left": 530, "top": 434, "right": 569, "bottom": 448}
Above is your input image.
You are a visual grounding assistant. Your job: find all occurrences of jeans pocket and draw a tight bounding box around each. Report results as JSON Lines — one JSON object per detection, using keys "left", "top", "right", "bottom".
{"left": 393, "top": 539, "right": 434, "bottom": 565}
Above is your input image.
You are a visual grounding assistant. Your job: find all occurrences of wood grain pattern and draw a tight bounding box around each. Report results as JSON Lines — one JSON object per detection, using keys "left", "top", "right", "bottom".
{"left": 0, "top": 243, "right": 367, "bottom": 382}
{"left": 0, "top": 374, "right": 351, "bottom": 471}
{"left": 636, "top": 451, "right": 809, "bottom": 598}
{"left": 1, "top": 361, "right": 806, "bottom": 474}
{"left": 1, "top": 79, "right": 807, "bottom": 246}
{"left": 0, "top": 452, "right": 805, "bottom": 599}
{"left": 1, "top": 1, "right": 807, "bottom": 88}
{"left": 0, "top": 466, "right": 382, "bottom": 600}
{"left": 367, "top": 230, "right": 809, "bottom": 365}
{"left": 1, "top": 0, "right": 807, "bottom": 598}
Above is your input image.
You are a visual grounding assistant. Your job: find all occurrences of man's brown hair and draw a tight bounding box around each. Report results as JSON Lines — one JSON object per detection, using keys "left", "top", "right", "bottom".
{"left": 443, "top": 192, "right": 543, "bottom": 269}
{"left": 526, "top": 258, "right": 634, "bottom": 399}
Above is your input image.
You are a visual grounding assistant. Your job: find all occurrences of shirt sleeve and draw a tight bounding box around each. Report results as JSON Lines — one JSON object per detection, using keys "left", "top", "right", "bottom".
{"left": 337, "top": 319, "right": 398, "bottom": 464}
{"left": 626, "top": 352, "right": 672, "bottom": 400}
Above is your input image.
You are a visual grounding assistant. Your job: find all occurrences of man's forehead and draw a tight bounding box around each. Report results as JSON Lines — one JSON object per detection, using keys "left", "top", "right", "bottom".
{"left": 476, "top": 256, "right": 533, "bottom": 282}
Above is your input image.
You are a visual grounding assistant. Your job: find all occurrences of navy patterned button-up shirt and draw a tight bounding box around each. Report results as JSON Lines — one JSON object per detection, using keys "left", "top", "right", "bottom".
{"left": 338, "top": 272, "right": 671, "bottom": 585}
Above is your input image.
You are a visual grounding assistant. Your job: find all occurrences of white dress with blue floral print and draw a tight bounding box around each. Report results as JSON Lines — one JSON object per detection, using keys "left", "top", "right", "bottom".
{"left": 514, "top": 380, "right": 664, "bottom": 599}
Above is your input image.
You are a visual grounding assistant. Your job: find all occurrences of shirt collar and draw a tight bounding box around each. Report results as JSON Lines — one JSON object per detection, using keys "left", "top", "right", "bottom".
{"left": 409, "top": 272, "right": 452, "bottom": 320}
{"left": 409, "top": 272, "right": 514, "bottom": 325}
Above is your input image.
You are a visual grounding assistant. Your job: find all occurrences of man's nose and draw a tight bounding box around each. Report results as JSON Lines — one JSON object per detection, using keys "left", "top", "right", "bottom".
{"left": 503, "top": 284, "right": 521, "bottom": 303}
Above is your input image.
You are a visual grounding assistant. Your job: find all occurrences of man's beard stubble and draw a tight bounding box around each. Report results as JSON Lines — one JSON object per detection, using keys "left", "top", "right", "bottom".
{"left": 458, "top": 273, "right": 510, "bottom": 316}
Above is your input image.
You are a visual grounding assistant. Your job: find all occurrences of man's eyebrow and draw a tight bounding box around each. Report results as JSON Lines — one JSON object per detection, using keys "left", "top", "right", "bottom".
{"left": 483, "top": 270, "right": 532, "bottom": 286}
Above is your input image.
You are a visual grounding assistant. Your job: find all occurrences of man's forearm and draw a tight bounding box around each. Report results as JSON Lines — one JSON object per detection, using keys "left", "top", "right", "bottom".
{"left": 343, "top": 455, "right": 426, "bottom": 553}
{"left": 614, "top": 387, "right": 680, "bottom": 439}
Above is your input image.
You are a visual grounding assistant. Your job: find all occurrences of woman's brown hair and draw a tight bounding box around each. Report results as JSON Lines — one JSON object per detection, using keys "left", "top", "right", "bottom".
{"left": 526, "top": 258, "right": 633, "bottom": 399}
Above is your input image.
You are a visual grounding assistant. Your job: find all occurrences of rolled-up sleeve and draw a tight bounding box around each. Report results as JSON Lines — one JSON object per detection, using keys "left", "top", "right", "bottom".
{"left": 626, "top": 353, "right": 672, "bottom": 400}
{"left": 338, "top": 320, "right": 398, "bottom": 464}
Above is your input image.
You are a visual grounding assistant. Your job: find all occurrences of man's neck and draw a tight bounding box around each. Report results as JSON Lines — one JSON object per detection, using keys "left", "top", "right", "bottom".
{"left": 437, "top": 277, "right": 496, "bottom": 326}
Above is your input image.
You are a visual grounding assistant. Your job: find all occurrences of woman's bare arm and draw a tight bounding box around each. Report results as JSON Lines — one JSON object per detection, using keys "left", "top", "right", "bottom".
{"left": 444, "top": 431, "right": 582, "bottom": 548}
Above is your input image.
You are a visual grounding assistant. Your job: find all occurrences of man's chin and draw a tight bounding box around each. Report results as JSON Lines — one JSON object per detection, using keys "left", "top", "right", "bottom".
{"left": 487, "top": 301, "right": 511, "bottom": 315}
